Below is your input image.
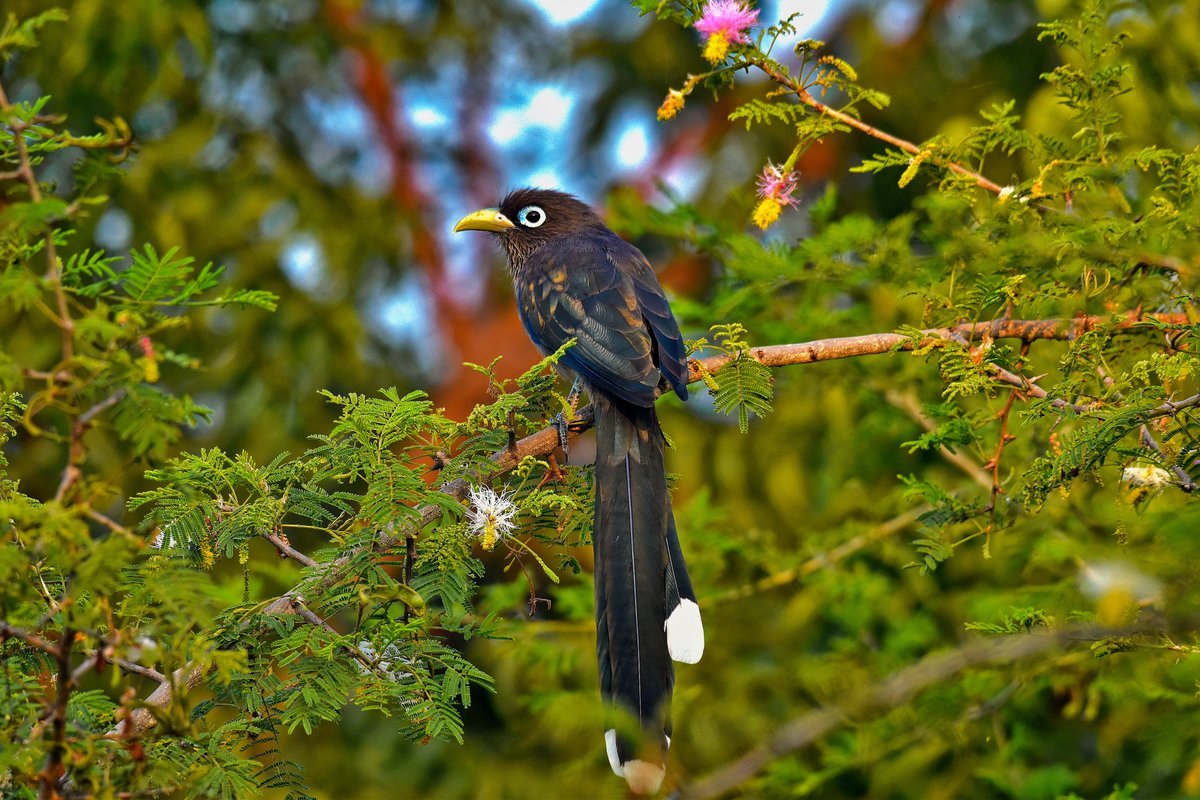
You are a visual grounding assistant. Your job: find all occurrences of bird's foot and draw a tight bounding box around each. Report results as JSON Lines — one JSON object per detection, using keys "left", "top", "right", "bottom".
{"left": 554, "top": 378, "right": 585, "bottom": 462}
{"left": 565, "top": 377, "right": 584, "bottom": 410}
{"left": 535, "top": 454, "right": 567, "bottom": 489}
{"left": 554, "top": 411, "right": 571, "bottom": 461}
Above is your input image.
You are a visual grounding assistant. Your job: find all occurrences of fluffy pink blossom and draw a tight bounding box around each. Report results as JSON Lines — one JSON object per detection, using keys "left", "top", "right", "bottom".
{"left": 752, "top": 162, "right": 799, "bottom": 229}
{"left": 756, "top": 162, "right": 799, "bottom": 205}
{"left": 694, "top": 0, "right": 760, "bottom": 43}
{"left": 694, "top": 0, "right": 759, "bottom": 63}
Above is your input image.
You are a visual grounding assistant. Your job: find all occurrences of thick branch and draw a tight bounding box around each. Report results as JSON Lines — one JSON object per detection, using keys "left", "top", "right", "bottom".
{"left": 690, "top": 313, "right": 1188, "bottom": 379}
{"left": 115, "top": 665, "right": 206, "bottom": 738}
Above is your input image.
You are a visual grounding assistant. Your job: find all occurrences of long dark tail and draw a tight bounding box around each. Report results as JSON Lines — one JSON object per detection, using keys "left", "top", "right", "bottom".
{"left": 593, "top": 393, "right": 703, "bottom": 794}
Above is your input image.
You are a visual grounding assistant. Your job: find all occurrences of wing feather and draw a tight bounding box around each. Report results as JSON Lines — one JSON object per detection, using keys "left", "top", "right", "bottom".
{"left": 517, "top": 233, "right": 688, "bottom": 405}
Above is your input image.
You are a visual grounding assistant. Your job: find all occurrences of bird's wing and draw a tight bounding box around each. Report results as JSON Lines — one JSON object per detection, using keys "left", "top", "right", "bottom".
{"left": 612, "top": 239, "right": 689, "bottom": 401}
{"left": 517, "top": 233, "right": 667, "bottom": 407}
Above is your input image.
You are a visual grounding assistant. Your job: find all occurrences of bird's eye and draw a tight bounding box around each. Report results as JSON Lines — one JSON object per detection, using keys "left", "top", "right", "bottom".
{"left": 517, "top": 205, "right": 546, "bottom": 228}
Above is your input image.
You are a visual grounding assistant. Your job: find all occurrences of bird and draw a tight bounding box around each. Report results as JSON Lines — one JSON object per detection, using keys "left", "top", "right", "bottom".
{"left": 455, "top": 188, "right": 704, "bottom": 794}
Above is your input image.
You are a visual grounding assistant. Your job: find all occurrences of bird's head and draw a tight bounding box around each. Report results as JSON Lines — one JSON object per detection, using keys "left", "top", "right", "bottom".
{"left": 453, "top": 188, "right": 605, "bottom": 272}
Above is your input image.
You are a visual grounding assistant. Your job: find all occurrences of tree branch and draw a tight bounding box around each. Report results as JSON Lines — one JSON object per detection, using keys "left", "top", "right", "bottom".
{"left": 0, "top": 79, "right": 73, "bottom": 360}
{"left": 84, "top": 508, "right": 129, "bottom": 535}
{"left": 691, "top": 313, "right": 1187, "bottom": 378}
{"left": 114, "top": 664, "right": 207, "bottom": 739}
{"left": 0, "top": 620, "right": 62, "bottom": 656}
{"left": 1140, "top": 424, "right": 1199, "bottom": 492}
{"left": 262, "top": 530, "right": 317, "bottom": 568}
{"left": 678, "top": 625, "right": 1160, "bottom": 799}
{"left": 112, "top": 657, "right": 166, "bottom": 684}
{"left": 55, "top": 390, "right": 126, "bottom": 503}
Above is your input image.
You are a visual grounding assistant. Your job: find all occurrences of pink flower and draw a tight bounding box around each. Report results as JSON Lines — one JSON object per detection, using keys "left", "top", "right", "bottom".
{"left": 695, "top": 0, "right": 759, "bottom": 42}
{"left": 752, "top": 162, "right": 799, "bottom": 230}
{"left": 756, "top": 162, "right": 799, "bottom": 206}
{"left": 694, "top": 1, "right": 759, "bottom": 63}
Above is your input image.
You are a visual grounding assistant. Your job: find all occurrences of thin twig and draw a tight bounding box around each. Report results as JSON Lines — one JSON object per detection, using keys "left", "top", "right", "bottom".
{"left": 0, "top": 79, "right": 73, "bottom": 359}
{"left": 983, "top": 391, "right": 1019, "bottom": 511}
{"left": 0, "top": 620, "right": 62, "bottom": 656}
{"left": 39, "top": 627, "right": 74, "bottom": 799}
{"left": 711, "top": 507, "right": 926, "bottom": 605}
{"left": 886, "top": 390, "right": 992, "bottom": 490}
{"left": 114, "top": 657, "right": 166, "bottom": 684}
{"left": 55, "top": 390, "right": 126, "bottom": 503}
{"left": 1100, "top": 364, "right": 1197, "bottom": 493}
{"left": 85, "top": 508, "right": 130, "bottom": 535}
{"left": 278, "top": 595, "right": 339, "bottom": 636}
{"left": 750, "top": 58, "right": 1004, "bottom": 194}
{"left": 1139, "top": 424, "right": 1199, "bottom": 493}
{"left": 984, "top": 363, "right": 1092, "bottom": 413}
{"left": 23, "top": 368, "right": 72, "bottom": 383}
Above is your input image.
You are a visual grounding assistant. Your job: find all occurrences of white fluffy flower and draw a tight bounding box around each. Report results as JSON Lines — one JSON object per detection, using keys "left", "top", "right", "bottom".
{"left": 466, "top": 485, "right": 518, "bottom": 551}
{"left": 1121, "top": 464, "right": 1173, "bottom": 488}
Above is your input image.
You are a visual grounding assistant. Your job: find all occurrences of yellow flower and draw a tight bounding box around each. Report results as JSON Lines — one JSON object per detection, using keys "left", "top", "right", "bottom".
{"left": 695, "top": 1, "right": 758, "bottom": 64}
{"left": 138, "top": 336, "right": 159, "bottom": 382}
{"left": 703, "top": 31, "right": 731, "bottom": 64}
{"left": 657, "top": 90, "right": 686, "bottom": 121}
{"left": 751, "top": 197, "right": 782, "bottom": 230}
{"left": 138, "top": 356, "right": 159, "bottom": 383}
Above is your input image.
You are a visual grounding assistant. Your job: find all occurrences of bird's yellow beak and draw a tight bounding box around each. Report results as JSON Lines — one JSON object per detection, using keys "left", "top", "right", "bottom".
{"left": 453, "top": 208, "right": 516, "bottom": 233}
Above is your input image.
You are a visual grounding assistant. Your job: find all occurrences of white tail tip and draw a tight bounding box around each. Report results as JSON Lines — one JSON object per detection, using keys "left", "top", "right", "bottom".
{"left": 666, "top": 598, "right": 704, "bottom": 663}
{"left": 605, "top": 729, "right": 666, "bottom": 795}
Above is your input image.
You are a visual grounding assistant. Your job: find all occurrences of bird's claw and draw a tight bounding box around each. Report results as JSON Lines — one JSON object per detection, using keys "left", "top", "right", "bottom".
{"left": 555, "top": 377, "right": 585, "bottom": 463}
{"left": 535, "top": 454, "right": 567, "bottom": 489}
{"left": 555, "top": 412, "right": 571, "bottom": 461}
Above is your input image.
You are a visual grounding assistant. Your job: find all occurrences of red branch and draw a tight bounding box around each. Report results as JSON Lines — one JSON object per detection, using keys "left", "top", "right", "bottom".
{"left": 323, "top": 1, "right": 469, "bottom": 350}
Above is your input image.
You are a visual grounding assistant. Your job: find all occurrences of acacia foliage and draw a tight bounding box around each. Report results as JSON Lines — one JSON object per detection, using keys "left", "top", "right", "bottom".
{"left": 612, "top": 1, "right": 1200, "bottom": 797}
{"left": 0, "top": 12, "right": 585, "bottom": 798}
{"left": 2, "top": 1, "right": 1200, "bottom": 799}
